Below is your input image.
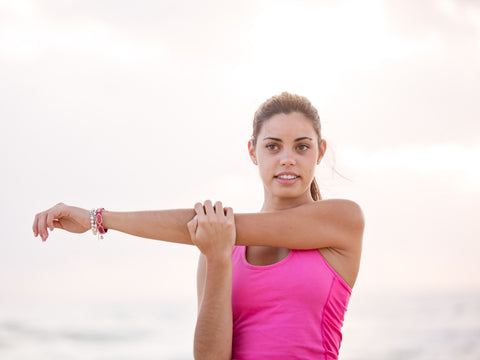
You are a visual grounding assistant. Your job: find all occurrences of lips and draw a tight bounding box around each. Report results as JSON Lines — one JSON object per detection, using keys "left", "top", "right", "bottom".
{"left": 274, "top": 172, "right": 300, "bottom": 184}
{"left": 276, "top": 174, "right": 298, "bottom": 180}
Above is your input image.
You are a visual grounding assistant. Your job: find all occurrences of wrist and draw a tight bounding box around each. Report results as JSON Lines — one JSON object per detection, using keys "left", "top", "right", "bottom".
{"left": 101, "top": 210, "right": 113, "bottom": 230}
{"left": 205, "top": 253, "right": 232, "bottom": 268}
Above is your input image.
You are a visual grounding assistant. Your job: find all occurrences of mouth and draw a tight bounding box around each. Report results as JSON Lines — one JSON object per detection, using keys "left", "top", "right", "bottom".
{"left": 274, "top": 173, "right": 300, "bottom": 184}
{"left": 275, "top": 174, "right": 299, "bottom": 180}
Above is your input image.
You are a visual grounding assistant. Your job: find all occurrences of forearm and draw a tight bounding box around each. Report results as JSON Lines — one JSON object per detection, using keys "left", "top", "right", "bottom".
{"left": 102, "top": 209, "right": 195, "bottom": 245}
{"left": 194, "top": 258, "right": 232, "bottom": 360}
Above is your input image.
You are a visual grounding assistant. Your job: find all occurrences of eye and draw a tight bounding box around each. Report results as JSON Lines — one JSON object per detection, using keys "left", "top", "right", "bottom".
{"left": 297, "top": 144, "right": 310, "bottom": 151}
{"left": 266, "top": 143, "right": 279, "bottom": 151}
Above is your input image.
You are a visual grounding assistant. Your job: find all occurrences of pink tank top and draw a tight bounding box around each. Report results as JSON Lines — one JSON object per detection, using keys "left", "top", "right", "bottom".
{"left": 231, "top": 246, "right": 351, "bottom": 360}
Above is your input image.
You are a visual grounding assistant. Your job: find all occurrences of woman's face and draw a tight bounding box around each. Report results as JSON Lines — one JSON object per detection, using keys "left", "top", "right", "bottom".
{"left": 249, "top": 112, "right": 325, "bottom": 203}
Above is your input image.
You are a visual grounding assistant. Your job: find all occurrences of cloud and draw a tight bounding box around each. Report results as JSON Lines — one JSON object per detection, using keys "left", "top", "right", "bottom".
{"left": 0, "top": 0, "right": 169, "bottom": 64}
{"left": 385, "top": 0, "right": 480, "bottom": 52}
{"left": 339, "top": 142, "right": 480, "bottom": 186}
{"left": 1, "top": 0, "right": 479, "bottom": 299}
{"left": 227, "top": 0, "right": 480, "bottom": 150}
{"left": 29, "top": 0, "right": 253, "bottom": 62}
{"left": 229, "top": 0, "right": 432, "bottom": 100}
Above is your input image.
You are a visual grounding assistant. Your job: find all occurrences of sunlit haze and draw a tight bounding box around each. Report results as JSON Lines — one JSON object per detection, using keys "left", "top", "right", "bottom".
{"left": 1, "top": 0, "right": 479, "bottom": 305}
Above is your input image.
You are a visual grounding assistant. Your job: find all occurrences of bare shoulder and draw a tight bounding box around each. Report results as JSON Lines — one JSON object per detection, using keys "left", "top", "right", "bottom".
{"left": 313, "top": 198, "right": 363, "bottom": 212}
{"left": 309, "top": 199, "right": 365, "bottom": 253}
{"left": 313, "top": 200, "right": 364, "bottom": 287}
{"left": 311, "top": 198, "right": 365, "bottom": 230}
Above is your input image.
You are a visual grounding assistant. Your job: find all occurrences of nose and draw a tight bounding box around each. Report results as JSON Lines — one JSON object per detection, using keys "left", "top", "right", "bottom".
{"left": 280, "top": 149, "right": 296, "bottom": 166}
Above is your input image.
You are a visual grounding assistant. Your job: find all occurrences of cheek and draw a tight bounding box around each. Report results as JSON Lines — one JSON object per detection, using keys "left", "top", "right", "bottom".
{"left": 256, "top": 151, "right": 272, "bottom": 167}
{"left": 258, "top": 161, "right": 272, "bottom": 178}
{"left": 301, "top": 156, "right": 318, "bottom": 177}
{"left": 256, "top": 156, "right": 276, "bottom": 179}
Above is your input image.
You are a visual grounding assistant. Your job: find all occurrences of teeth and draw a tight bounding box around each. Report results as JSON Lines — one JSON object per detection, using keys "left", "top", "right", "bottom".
{"left": 278, "top": 175, "right": 297, "bottom": 179}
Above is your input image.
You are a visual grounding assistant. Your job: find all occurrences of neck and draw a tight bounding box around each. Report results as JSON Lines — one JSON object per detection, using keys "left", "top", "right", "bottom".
{"left": 260, "top": 192, "right": 315, "bottom": 212}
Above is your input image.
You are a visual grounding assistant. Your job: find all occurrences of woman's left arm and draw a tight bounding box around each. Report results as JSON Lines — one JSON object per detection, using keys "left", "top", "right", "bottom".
{"left": 187, "top": 201, "right": 235, "bottom": 360}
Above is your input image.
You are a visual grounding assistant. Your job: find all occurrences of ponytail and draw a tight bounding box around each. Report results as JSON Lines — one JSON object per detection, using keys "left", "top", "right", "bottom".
{"left": 310, "top": 177, "right": 322, "bottom": 201}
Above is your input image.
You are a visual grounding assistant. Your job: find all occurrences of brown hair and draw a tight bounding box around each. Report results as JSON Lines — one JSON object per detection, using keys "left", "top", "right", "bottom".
{"left": 251, "top": 92, "right": 324, "bottom": 201}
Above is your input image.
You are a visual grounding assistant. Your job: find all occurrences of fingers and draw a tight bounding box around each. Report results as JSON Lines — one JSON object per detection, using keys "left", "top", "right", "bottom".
{"left": 190, "top": 200, "right": 235, "bottom": 257}
{"left": 46, "top": 212, "right": 55, "bottom": 232}
{"left": 195, "top": 200, "right": 227, "bottom": 219}
{"left": 33, "top": 203, "right": 63, "bottom": 241}
{"left": 52, "top": 219, "right": 64, "bottom": 229}
{"left": 224, "top": 206, "right": 234, "bottom": 222}
{"left": 33, "top": 210, "right": 49, "bottom": 242}
{"left": 40, "top": 212, "right": 49, "bottom": 241}
{"left": 203, "top": 200, "right": 215, "bottom": 216}
{"left": 193, "top": 202, "right": 204, "bottom": 217}
{"left": 214, "top": 201, "right": 224, "bottom": 219}
{"left": 193, "top": 200, "right": 233, "bottom": 226}
{"left": 32, "top": 213, "right": 39, "bottom": 238}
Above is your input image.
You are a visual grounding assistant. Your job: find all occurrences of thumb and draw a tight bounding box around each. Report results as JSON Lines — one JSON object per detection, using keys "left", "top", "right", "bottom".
{"left": 52, "top": 219, "right": 64, "bottom": 230}
{"left": 187, "top": 216, "right": 198, "bottom": 243}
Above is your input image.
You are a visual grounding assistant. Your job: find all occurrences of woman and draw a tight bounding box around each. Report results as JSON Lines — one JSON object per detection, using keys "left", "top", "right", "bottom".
{"left": 33, "top": 92, "right": 364, "bottom": 359}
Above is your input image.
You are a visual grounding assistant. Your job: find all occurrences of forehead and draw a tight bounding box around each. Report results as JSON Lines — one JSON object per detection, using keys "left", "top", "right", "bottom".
{"left": 259, "top": 112, "right": 317, "bottom": 139}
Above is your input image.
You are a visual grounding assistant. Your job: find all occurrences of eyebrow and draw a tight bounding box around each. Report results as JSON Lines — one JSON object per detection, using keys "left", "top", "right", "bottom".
{"left": 262, "top": 136, "right": 314, "bottom": 142}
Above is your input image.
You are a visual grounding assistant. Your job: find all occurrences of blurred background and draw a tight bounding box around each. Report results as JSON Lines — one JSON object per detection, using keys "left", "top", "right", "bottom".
{"left": 1, "top": 0, "right": 479, "bottom": 359}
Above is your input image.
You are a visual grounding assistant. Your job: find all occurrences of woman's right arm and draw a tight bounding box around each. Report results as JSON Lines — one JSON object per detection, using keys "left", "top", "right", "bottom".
{"left": 34, "top": 199, "right": 363, "bottom": 253}
{"left": 32, "top": 203, "right": 196, "bottom": 244}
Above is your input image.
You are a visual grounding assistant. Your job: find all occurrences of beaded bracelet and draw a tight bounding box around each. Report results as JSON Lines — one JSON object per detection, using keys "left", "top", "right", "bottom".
{"left": 95, "top": 208, "right": 108, "bottom": 240}
{"left": 90, "top": 209, "right": 97, "bottom": 236}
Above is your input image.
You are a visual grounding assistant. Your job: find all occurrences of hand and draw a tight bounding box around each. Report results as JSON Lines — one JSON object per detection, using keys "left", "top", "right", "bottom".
{"left": 32, "top": 203, "right": 90, "bottom": 242}
{"left": 187, "top": 200, "right": 235, "bottom": 262}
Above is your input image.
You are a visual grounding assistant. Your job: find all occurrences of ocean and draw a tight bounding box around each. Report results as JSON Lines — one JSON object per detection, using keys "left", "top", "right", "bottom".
{"left": 341, "top": 291, "right": 480, "bottom": 360}
{"left": 1, "top": 291, "right": 479, "bottom": 359}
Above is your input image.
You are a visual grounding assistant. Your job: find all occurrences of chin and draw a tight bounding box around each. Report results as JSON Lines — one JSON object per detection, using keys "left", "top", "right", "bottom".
{"left": 272, "top": 187, "right": 309, "bottom": 200}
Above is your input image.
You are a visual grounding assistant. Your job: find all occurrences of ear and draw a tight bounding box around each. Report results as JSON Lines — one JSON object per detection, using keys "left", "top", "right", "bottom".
{"left": 248, "top": 140, "right": 258, "bottom": 165}
{"left": 317, "top": 139, "right": 327, "bottom": 164}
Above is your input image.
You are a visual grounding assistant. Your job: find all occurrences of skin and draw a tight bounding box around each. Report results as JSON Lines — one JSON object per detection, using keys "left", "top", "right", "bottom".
{"left": 188, "top": 201, "right": 235, "bottom": 359}
{"left": 32, "top": 112, "right": 364, "bottom": 359}
{"left": 192, "top": 112, "right": 363, "bottom": 359}
{"left": 245, "top": 113, "right": 362, "bottom": 288}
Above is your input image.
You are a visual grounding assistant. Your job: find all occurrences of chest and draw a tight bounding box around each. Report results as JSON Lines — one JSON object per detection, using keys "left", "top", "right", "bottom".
{"left": 232, "top": 247, "right": 336, "bottom": 316}
{"left": 245, "top": 246, "right": 290, "bottom": 266}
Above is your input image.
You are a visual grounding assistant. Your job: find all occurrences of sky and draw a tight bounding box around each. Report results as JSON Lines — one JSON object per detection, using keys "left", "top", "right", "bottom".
{"left": 1, "top": 0, "right": 479, "bottom": 305}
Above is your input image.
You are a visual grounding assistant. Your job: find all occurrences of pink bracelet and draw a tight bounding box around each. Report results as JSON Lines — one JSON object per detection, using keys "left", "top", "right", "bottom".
{"left": 95, "top": 208, "right": 108, "bottom": 239}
